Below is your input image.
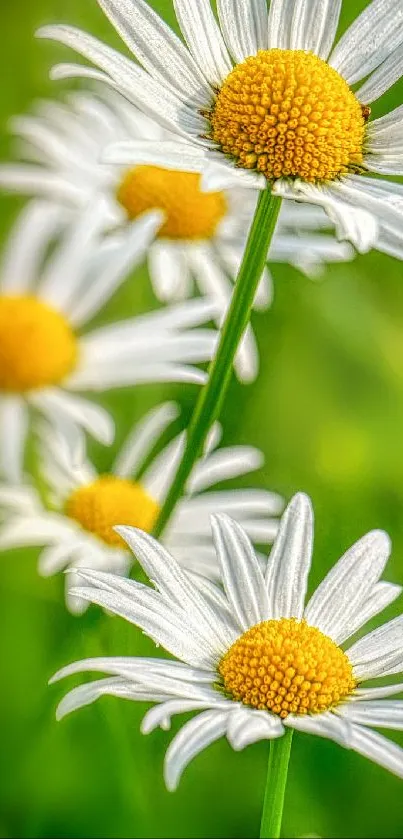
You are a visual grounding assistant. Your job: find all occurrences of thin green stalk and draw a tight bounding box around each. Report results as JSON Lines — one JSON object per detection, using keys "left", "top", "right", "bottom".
{"left": 260, "top": 730, "right": 293, "bottom": 838}
{"left": 154, "top": 188, "right": 282, "bottom": 538}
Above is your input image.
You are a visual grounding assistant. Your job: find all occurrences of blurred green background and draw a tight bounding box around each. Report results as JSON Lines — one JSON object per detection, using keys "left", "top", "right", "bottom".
{"left": 1, "top": 1, "right": 403, "bottom": 837}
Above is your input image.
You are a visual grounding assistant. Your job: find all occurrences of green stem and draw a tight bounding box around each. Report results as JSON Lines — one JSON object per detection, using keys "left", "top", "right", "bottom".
{"left": 260, "top": 730, "right": 293, "bottom": 839}
{"left": 154, "top": 188, "right": 282, "bottom": 538}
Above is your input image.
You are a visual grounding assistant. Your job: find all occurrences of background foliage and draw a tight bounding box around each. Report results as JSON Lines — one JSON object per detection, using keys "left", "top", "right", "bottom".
{"left": 1, "top": 1, "right": 403, "bottom": 836}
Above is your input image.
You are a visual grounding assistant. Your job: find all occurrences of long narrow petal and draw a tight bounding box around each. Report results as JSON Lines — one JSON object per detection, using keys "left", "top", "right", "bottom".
{"left": 265, "top": 493, "right": 313, "bottom": 620}
{"left": 141, "top": 434, "right": 185, "bottom": 505}
{"left": 103, "top": 139, "right": 206, "bottom": 172}
{"left": 267, "top": 0, "right": 295, "bottom": 49}
{"left": 164, "top": 710, "right": 229, "bottom": 791}
{"left": 211, "top": 513, "right": 270, "bottom": 630}
{"left": 187, "top": 446, "right": 264, "bottom": 494}
{"left": 56, "top": 676, "right": 166, "bottom": 720}
{"left": 142, "top": 698, "right": 229, "bottom": 734}
{"left": 334, "top": 581, "right": 402, "bottom": 645}
{"left": 357, "top": 43, "right": 403, "bottom": 104}
{"left": 37, "top": 26, "right": 205, "bottom": 139}
{"left": 226, "top": 707, "right": 284, "bottom": 750}
{"left": 30, "top": 389, "right": 115, "bottom": 446}
{"left": 0, "top": 398, "right": 28, "bottom": 483}
{"left": 329, "top": 0, "right": 403, "bottom": 86}
{"left": 173, "top": 0, "right": 232, "bottom": 86}
{"left": 347, "top": 615, "right": 403, "bottom": 674}
{"left": 96, "top": 0, "right": 212, "bottom": 104}
{"left": 289, "top": 0, "right": 342, "bottom": 58}
{"left": 338, "top": 700, "right": 403, "bottom": 729}
{"left": 217, "top": 0, "right": 268, "bottom": 63}
{"left": 354, "top": 683, "right": 403, "bottom": 701}
{"left": 304, "top": 530, "right": 391, "bottom": 643}
{"left": 113, "top": 402, "right": 179, "bottom": 479}
{"left": 0, "top": 202, "right": 62, "bottom": 294}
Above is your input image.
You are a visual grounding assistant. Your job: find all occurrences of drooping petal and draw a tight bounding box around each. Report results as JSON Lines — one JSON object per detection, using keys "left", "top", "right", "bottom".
{"left": 164, "top": 709, "right": 229, "bottom": 791}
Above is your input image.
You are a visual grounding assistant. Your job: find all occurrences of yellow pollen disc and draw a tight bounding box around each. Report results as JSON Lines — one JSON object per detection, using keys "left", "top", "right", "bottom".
{"left": 210, "top": 49, "right": 365, "bottom": 183}
{"left": 0, "top": 295, "right": 77, "bottom": 392}
{"left": 219, "top": 618, "right": 356, "bottom": 718}
{"left": 65, "top": 476, "right": 160, "bottom": 548}
{"left": 116, "top": 165, "right": 227, "bottom": 240}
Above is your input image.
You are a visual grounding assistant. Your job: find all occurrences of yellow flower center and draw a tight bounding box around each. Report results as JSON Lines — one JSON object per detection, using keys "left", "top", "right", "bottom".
{"left": 116, "top": 165, "right": 227, "bottom": 239}
{"left": 65, "top": 475, "right": 160, "bottom": 548}
{"left": 219, "top": 618, "right": 356, "bottom": 718}
{"left": 0, "top": 295, "right": 77, "bottom": 392}
{"left": 209, "top": 49, "right": 365, "bottom": 183}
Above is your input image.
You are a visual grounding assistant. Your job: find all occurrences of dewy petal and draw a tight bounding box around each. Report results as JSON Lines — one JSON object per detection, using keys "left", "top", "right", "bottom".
{"left": 329, "top": 0, "right": 403, "bottom": 86}
{"left": 211, "top": 513, "right": 270, "bottom": 630}
{"left": 265, "top": 493, "right": 313, "bottom": 620}
{"left": 216, "top": 0, "right": 268, "bottom": 63}
{"left": 0, "top": 397, "right": 28, "bottom": 483}
{"left": 96, "top": 0, "right": 212, "bottom": 104}
{"left": 226, "top": 707, "right": 284, "bottom": 750}
{"left": 113, "top": 402, "right": 179, "bottom": 479}
{"left": 357, "top": 43, "right": 403, "bottom": 104}
{"left": 304, "top": 530, "right": 391, "bottom": 644}
{"left": 338, "top": 699, "right": 403, "bottom": 730}
{"left": 37, "top": 26, "right": 205, "bottom": 140}
{"left": 289, "top": 0, "right": 342, "bottom": 59}
{"left": 164, "top": 709, "right": 229, "bottom": 791}
{"left": 173, "top": 0, "right": 233, "bottom": 86}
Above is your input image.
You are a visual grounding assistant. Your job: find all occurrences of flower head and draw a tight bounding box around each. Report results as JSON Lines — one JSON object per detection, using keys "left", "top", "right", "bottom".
{"left": 0, "top": 200, "right": 218, "bottom": 482}
{"left": 0, "top": 89, "right": 355, "bottom": 380}
{"left": 36, "top": 0, "right": 403, "bottom": 252}
{"left": 51, "top": 493, "right": 403, "bottom": 789}
{"left": 0, "top": 404, "right": 282, "bottom": 612}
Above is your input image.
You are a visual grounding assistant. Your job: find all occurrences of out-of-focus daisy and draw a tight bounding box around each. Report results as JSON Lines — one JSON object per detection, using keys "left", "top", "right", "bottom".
{"left": 0, "top": 403, "right": 282, "bottom": 612}
{"left": 0, "top": 90, "right": 355, "bottom": 380}
{"left": 37, "top": 0, "right": 403, "bottom": 251}
{"left": 0, "top": 201, "right": 218, "bottom": 482}
{"left": 51, "top": 494, "right": 403, "bottom": 789}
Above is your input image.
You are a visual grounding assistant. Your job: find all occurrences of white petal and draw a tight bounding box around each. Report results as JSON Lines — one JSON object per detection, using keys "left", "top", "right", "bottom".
{"left": 114, "top": 528, "right": 234, "bottom": 650}
{"left": 113, "top": 402, "right": 179, "bottom": 478}
{"left": 265, "top": 493, "right": 313, "bottom": 620}
{"left": 0, "top": 202, "right": 63, "bottom": 294}
{"left": 0, "top": 514, "right": 77, "bottom": 550}
{"left": 335, "top": 581, "right": 402, "bottom": 645}
{"left": 329, "top": 0, "right": 403, "bottom": 86}
{"left": 217, "top": 0, "right": 268, "bottom": 63}
{"left": 142, "top": 433, "right": 185, "bottom": 505}
{"left": 0, "top": 165, "right": 84, "bottom": 204}
{"left": 304, "top": 530, "right": 391, "bottom": 644}
{"left": 173, "top": 0, "right": 232, "bottom": 86}
{"left": 164, "top": 710, "right": 229, "bottom": 791}
{"left": 211, "top": 513, "right": 270, "bottom": 630}
{"left": 226, "top": 707, "right": 284, "bottom": 750}
{"left": 201, "top": 161, "right": 266, "bottom": 192}
{"left": 103, "top": 139, "right": 206, "bottom": 172}
{"left": 67, "top": 212, "right": 163, "bottom": 327}
{"left": 56, "top": 676, "right": 162, "bottom": 720}
{"left": 187, "top": 446, "right": 264, "bottom": 494}
{"left": 0, "top": 398, "right": 28, "bottom": 483}
{"left": 38, "top": 540, "right": 84, "bottom": 576}
{"left": 0, "top": 484, "right": 39, "bottom": 514}
{"left": 31, "top": 389, "right": 115, "bottom": 445}
{"left": 51, "top": 655, "right": 216, "bottom": 685}
{"left": 287, "top": 711, "right": 403, "bottom": 778}
{"left": 37, "top": 26, "right": 205, "bottom": 140}
{"left": 357, "top": 42, "right": 403, "bottom": 104}
{"left": 97, "top": 0, "right": 212, "bottom": 104}
{"left": 148, "top": 242, "right": 188, "bottom": 303}
{"left": 338, "top": 700, "right": 403, "bottom": 730}
{"left": 354, "top": 683, "right": 403, "bottom": 701}
{"left": 289, "top": 0, "right": 342, "bottom": 58}
{"left": 142, "top": 698, "right": 229, "bottom": 734}
{"left": 267, "top": 0, "right": 295, "bottom": 49}
{"left": 347, "top": 615, "right": 403, "bottom": 674}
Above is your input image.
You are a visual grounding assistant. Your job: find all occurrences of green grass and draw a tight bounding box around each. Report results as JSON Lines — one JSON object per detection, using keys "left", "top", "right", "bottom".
{"left": 0, "top": 1, "right": 403, "bottom": 837}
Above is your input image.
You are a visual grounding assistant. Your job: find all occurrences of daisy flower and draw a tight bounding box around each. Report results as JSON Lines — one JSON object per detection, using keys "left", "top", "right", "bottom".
{"left": 50, "top": 493, "right": 403, "bottom": 790}
{"left": 0, "top": 200, "right": 218, "bottom": 482}
{"left": 37, "top": 0, "right": 403, "bottom": 252}
{"left": 0, "top": 89, "right": 354, "bottom": 380}
{"left": 0, "top": 403, "right": 282, "bottom": 612}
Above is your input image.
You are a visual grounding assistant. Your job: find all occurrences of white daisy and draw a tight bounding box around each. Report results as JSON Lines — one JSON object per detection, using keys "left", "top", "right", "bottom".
{"left": 37, "top": 0, "right": 403, "bottom": 252}
{"left": 0, "top": 403, "right": 283, "bottom": 613}
{"left": 0, "top": 89, "right": 354, "bottom": 381}
{"left": 50, "top": 494, "right": 403, "bottom": 791}
{"left": 0, "top": 200, "right": 218, "bottom": 482}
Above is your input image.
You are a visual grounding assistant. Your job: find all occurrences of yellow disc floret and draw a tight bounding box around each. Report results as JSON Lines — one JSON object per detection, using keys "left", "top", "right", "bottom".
{"left": 210, "top": 49, "right": 365, "bottom": 183}
{"left": 219, "top": 618, "right": 356, "bottom": 718}
{"left": 65, "top": 475, "right": 160, "bottom": 548}
{"left": 116, "top": 165, "right": 227, "bottom": 239}
{"left": 0, "top": 295, "right": 77, "bottom": 392}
